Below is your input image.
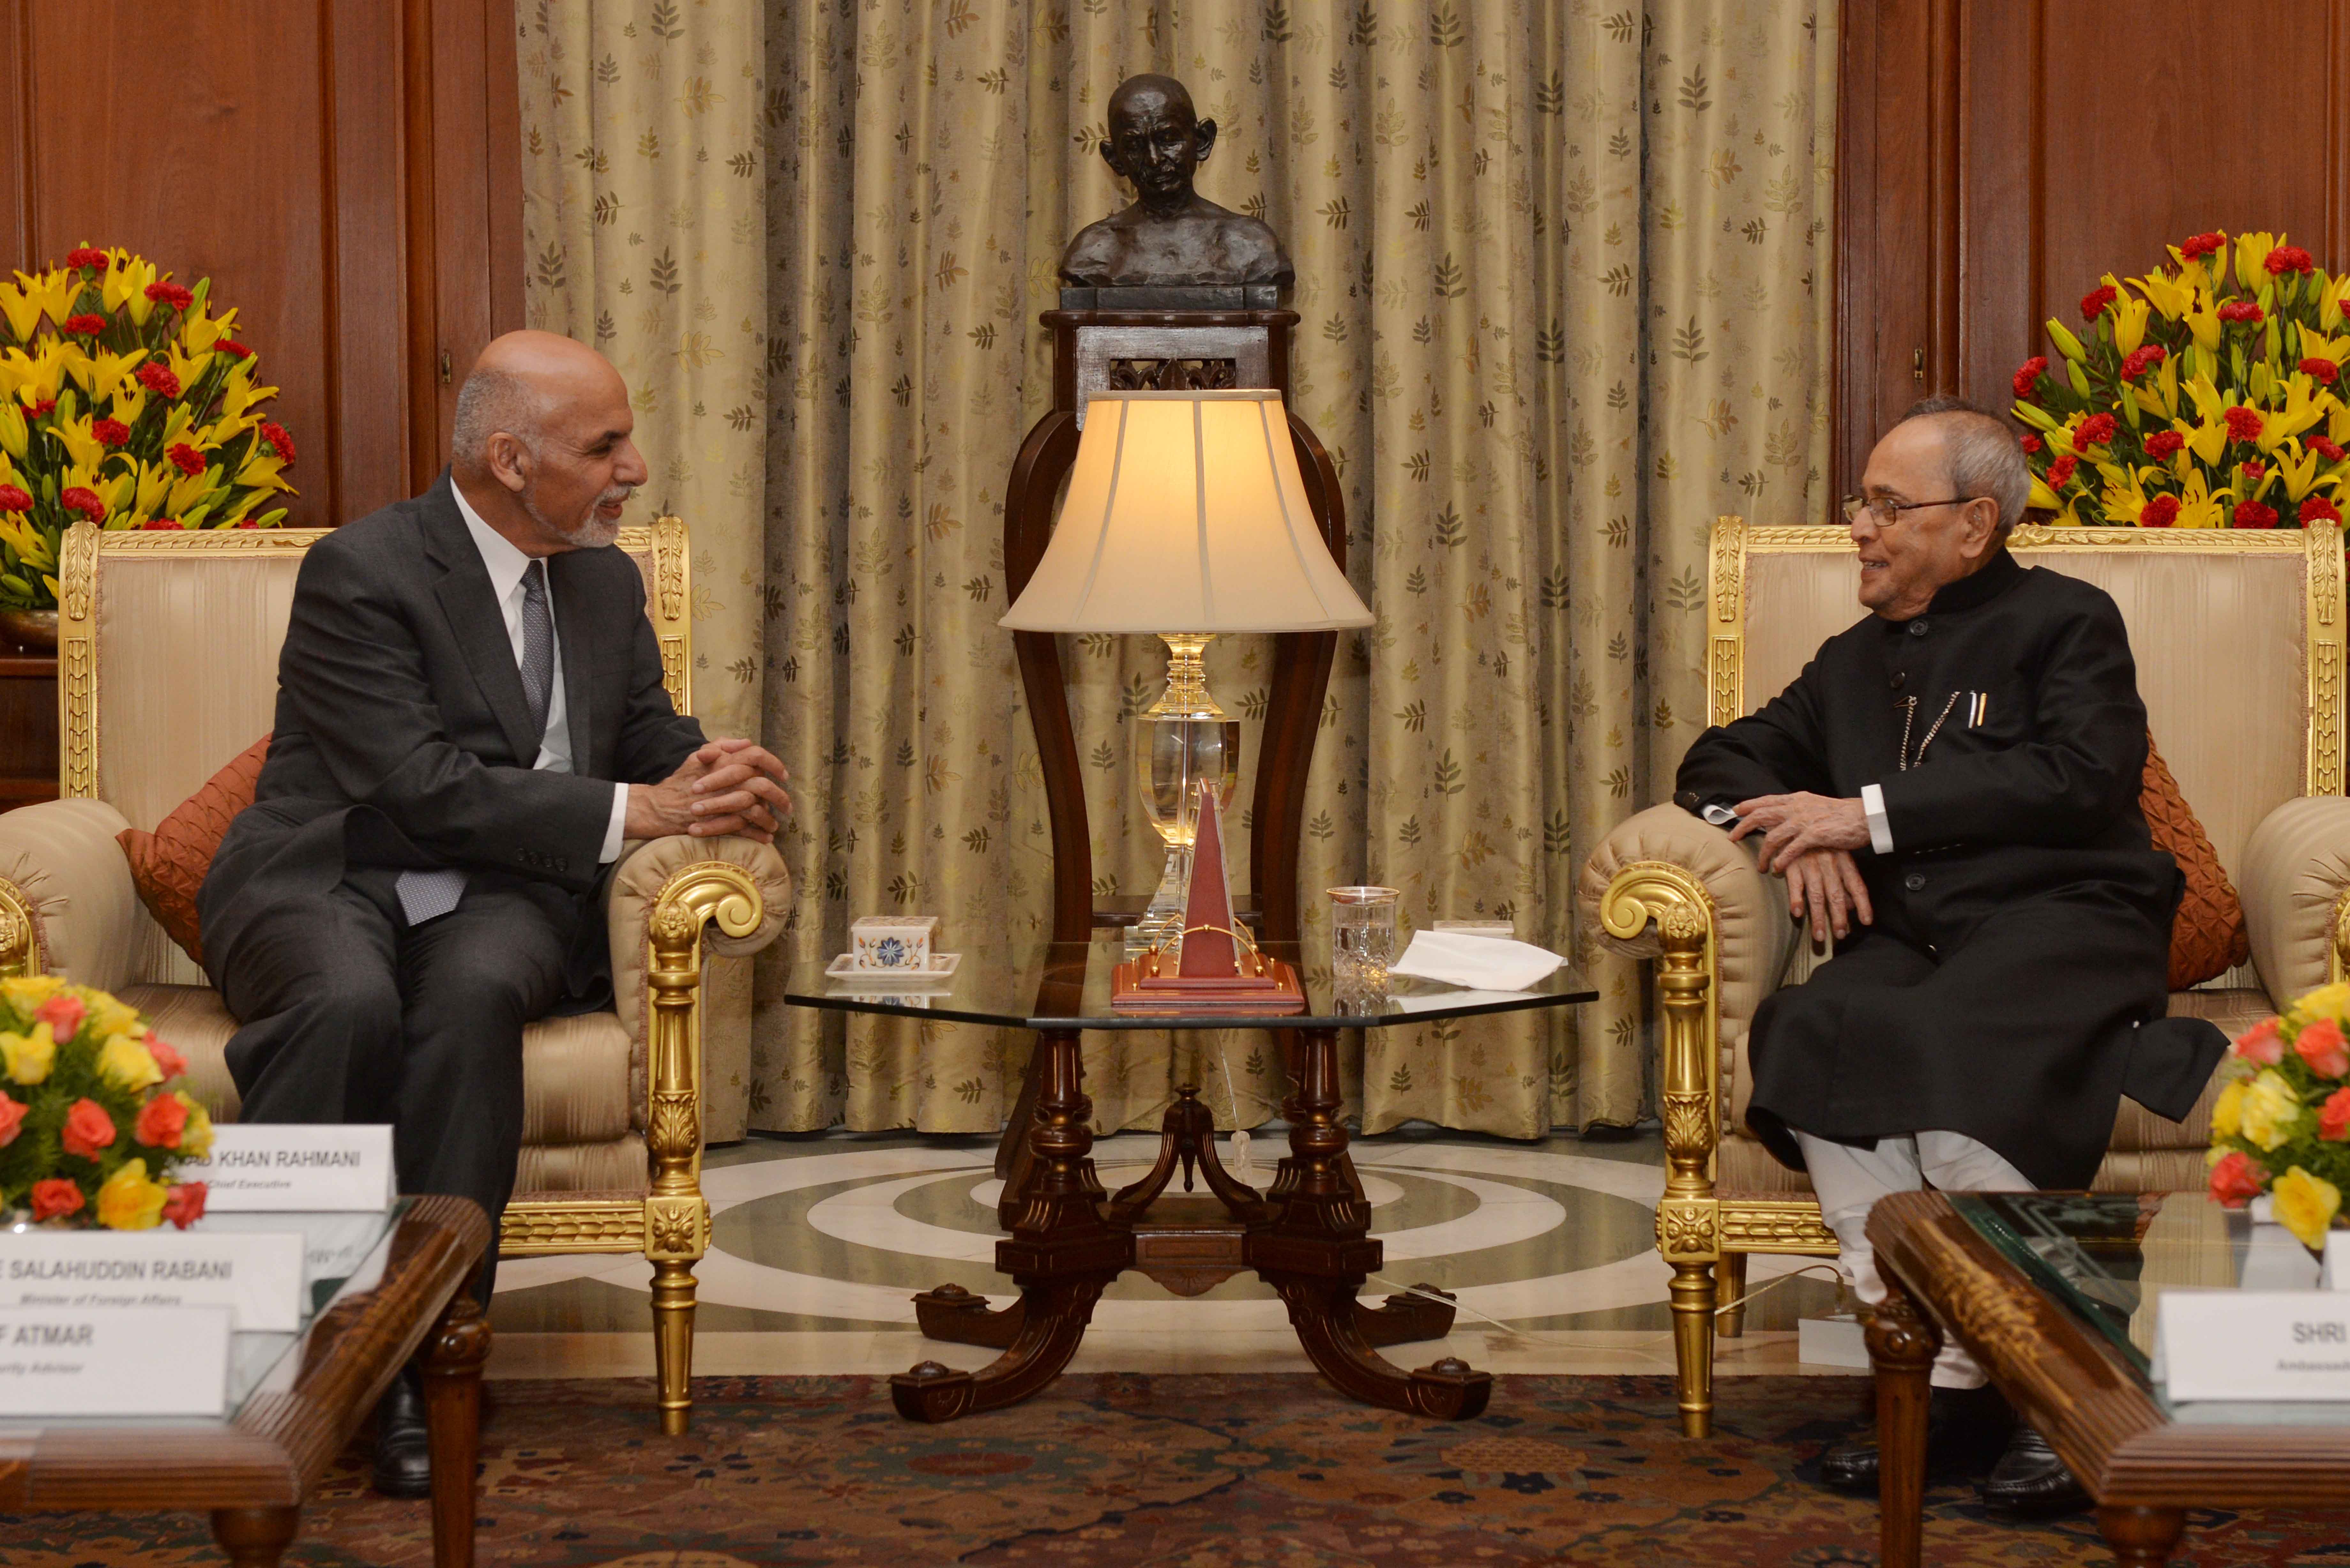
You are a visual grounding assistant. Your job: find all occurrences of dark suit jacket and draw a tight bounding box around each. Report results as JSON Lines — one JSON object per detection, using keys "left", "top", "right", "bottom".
{"left": 200, "top": 471, "right": 707, "bottom": 995}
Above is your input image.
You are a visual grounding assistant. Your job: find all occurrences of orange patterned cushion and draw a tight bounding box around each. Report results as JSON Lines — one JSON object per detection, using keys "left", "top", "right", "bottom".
{"left": 2142, "top": 732, "right": 2248, "bottom": 990}
{"left": 116, "top": 734, "right": 271, "bottom": 967}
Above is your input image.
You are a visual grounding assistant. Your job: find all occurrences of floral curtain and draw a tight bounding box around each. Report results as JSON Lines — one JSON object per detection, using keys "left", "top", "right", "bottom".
{"left": 529, "top": 0, "right": 1839, "bottom": 1140}
{"left": 516, "top": 0, "right": 771, "bottom": 1137}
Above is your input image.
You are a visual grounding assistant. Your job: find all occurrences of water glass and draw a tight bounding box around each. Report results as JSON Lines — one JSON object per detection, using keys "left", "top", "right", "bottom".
{"left": 1328, "top": 886, "right": 1401, "bottom": 989}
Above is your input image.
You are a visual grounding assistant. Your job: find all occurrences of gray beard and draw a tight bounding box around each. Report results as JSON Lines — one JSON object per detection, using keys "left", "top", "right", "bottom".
{"left": 525, "top": 491, "right": 625, "bottom": 549}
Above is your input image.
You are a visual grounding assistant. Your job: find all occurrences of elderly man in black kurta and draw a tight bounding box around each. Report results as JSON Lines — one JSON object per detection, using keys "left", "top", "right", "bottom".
{"left": 1674, "top": 397, "right": 2225, "bottom": 1515}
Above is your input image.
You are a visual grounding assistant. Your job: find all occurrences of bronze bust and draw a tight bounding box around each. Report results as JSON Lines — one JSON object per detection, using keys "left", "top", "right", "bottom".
{"left": 1059, "top": 75, "right": 1293, "bottom": 292}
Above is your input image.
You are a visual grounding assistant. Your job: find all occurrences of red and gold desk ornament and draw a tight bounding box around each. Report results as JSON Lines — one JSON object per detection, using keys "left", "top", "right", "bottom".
{"left": 1112, "top": 776, "right": 1305, "bottom": 1014}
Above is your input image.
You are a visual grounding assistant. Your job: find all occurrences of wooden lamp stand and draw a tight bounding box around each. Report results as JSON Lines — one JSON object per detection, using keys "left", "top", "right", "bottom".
{"left": 890, "top": 300, "right": 1480, "bottom": 1425}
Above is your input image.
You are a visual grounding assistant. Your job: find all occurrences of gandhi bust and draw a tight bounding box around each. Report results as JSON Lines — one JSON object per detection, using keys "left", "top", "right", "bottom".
{"left": 1058, "top": 74, "right": 1293, "bottom": 290}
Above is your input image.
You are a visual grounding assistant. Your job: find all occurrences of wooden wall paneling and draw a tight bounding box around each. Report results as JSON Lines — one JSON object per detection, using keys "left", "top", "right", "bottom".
{"left": 1834, "top": 0, "right": 1944, "bottom": 503}
{"left": 330, "top": 0, "right": 416, "bottom": 521}
{"left": 1842, "top": 0, "right": 2350, "bottom": 471}
{"left": 406, "top": 0, "right": 525, "bottom": 494}
{"left": 0, "top": 0, "right": 521, "bottom": 526}
{"left": 2, "top": 2, "right": 354, "bottom": 528}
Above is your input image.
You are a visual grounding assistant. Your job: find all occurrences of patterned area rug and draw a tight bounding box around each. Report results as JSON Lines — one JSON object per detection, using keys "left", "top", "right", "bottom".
{"left": 9, "top": 1374, "right": 2349, "bottom": 1565}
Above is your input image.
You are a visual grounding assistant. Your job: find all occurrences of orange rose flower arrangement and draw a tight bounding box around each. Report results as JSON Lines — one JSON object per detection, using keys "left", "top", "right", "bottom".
{"left": 0, "top": 974, "right": 209, "bottom": 1229}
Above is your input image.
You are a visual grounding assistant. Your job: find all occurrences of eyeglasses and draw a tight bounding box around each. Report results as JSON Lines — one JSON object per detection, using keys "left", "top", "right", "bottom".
{"left": 1841, "top": 495, "right": 1971, "bottom": 529}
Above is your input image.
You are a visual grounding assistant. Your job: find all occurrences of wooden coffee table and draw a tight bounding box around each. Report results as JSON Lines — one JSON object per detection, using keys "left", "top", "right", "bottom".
{"left": 787, "top": 933, "right": 1594, "bottom": 1423}
{"left": 0, "top": 1194, "right": 491, "bottom": 1567}
{"left": 1866, "top": 1189, "right": 2350, "bottom": 1567}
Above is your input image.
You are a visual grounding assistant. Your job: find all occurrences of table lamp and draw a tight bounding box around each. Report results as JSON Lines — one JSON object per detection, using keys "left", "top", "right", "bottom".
{"left": 1000, "top": 388, "right": 1374, "bottom": 954}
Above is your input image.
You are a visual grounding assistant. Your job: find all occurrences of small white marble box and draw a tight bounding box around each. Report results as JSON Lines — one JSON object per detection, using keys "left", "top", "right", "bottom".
{"left": 851, "top": 915, "right": 937, "bottom": 971}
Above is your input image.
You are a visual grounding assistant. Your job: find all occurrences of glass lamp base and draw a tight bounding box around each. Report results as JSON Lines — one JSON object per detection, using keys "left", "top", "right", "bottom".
{"left": 1127, "top": 845, "right": 1193, "bottom": 959}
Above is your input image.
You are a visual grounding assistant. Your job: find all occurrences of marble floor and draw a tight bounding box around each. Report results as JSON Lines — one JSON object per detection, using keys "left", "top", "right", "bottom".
{"left": 485, "top": 1126, "right": 1863, "bottom": 1382}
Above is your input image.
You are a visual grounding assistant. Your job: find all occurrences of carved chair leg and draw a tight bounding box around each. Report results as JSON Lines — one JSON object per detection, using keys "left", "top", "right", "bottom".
{"left": 651, "top": 1255, "right": 698, "bottom": 1436}
{"left": 1714, "top": 1252, "right": 1749, "bottom": 1339}
{"left": 1668, "top": 1259, "right": 1717, "bottom": 1437}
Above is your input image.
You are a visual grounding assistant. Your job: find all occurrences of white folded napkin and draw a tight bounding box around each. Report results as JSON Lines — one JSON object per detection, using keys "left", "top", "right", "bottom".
{"left": 1388, "top": 931, "right": 1565, "bottom": 992}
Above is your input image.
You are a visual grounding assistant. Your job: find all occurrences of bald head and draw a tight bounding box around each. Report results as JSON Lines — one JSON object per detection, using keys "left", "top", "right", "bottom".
{"left": 1110, "top": 74, "right": 1196, "bottom": 127}
{"left": 449, "top": 330, "right": 645, "bottom": 554}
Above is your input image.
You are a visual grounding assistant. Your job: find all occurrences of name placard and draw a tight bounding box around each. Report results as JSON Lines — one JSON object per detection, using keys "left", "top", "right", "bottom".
{"left": 177, "top": 1124, "right": 396, "bottom": 1212}
{"left": 2160, "top": 1289, "right": 2350, "bottom": 1403}
{"left": 0, "top": 1305, "right": 231, "bottom": 1417}
{"left": 0, "top": 1231, "right": 305, "bottom": 1331}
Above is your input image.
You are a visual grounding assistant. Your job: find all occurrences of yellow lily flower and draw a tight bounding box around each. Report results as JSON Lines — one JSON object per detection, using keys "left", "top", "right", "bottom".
{"left": 2110, "top": 283, "right": 2151, "bottom": 355}
{"left": 0, "top": 516, "right": 53, "bottom": 570}
{"left": 2327, "top": 277, "right": 2350, "bottom": 333}
{"left": 233, "top": 448, "right": 287, "bottom": 491}
{"left": 75, "top": 345, "right": 147, "bottom": 403}
{"left": 222, "top": 365, "right": 277, "bottom": 423}
{"left": 0, "top": 403, "right": 28, "bottom": 461}
{"left": 0, "top": 282, "right": 41, "bottom": 343}
{"left": 165, "top": 465, "right": 216, "bottom": 517}
{"left": 0, "top": 342, "right": 70, "bottom": 406}
{"left": 2135, "top": 267, "right": 2198, "bottom": 323}
{"left": 101, "top": 254, "right": 154, "bottom": 315}
{"left": 17, "top": 268, "right": 74, "bottom": 328}
{"left": 159, "top": 403, "right": 195, "bottom": 447}
{"left": 181, "top": 304, "right": 233, "bottom": 357}
{"left": 2175, "top": 469, "right": 2228, "bottom": 529}
{"left": 2184, "top": 290, "right": 2223, "bottom": 355}
{"left": 49, "top": 415, "right": 103, "bottom": 474}
{"left": 2276, "top": 441, "right": 2325, "bottom": 501}
{"left": 2237, "top": 231, "right": 2281, "bottom": 292}
{"left": 2264, "top": 378, "right": 2330, "bottom": 451}
{"left": 164, "top": 340, "right": 208, "bottom": 393}
{"left": 132, "top": 458, "right": 174, "bottom": 518}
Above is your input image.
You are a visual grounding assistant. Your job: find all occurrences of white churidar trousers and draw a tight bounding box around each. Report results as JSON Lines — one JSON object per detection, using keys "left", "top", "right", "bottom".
{"left": 1792, "top": 1128, "right": 2035, "bottom": 1389}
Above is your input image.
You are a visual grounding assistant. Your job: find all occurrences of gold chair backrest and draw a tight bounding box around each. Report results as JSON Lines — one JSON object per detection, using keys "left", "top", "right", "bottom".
{"left": 1708, "top": 520, "right": 2344, "bottom": 885}
{"left": 54, "top": 516, "right": 694, "bottom": 984}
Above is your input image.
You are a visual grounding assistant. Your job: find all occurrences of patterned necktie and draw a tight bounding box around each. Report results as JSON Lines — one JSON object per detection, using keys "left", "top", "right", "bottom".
{"left": 398, "top": 561, "right": 555, "bottom": 927}
{"left": 519, "top": 559, "right": 555, "bottom": 738}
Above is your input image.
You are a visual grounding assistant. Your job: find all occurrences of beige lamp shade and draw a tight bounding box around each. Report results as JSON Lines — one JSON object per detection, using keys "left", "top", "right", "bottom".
{"left": 999, "top": 389, "right": 1374, "bottom": 632}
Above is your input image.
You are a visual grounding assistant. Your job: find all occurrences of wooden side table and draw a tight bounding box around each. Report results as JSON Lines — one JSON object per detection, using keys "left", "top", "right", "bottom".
{"left": 1866, "top": 1189, "right": 2350, "bottom": 1567}
{"left": 0, "top": 1194, "right": 492, "bottom": 1568}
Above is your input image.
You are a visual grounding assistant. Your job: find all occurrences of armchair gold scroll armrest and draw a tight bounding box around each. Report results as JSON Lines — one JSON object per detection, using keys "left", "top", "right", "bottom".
{"left": 1578, "top": 800, "right": 1814, "bottom": 1437}
{"left": 499, "top": 831, "right": 791, "bottom": 1436}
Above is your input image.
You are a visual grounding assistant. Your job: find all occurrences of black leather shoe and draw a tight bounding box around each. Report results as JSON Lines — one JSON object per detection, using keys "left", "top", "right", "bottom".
{"left": 1816, "top": 1384, "right": 2014, "bottom": 1495}
{"left": 370, "top": 1366, "right": 431, "bottom": 1499}
{"left": 1977, "top": 1422, "right": 2088, "bottom": 1516}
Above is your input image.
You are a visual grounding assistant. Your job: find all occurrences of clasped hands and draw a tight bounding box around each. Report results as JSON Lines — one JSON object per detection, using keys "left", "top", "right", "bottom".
{"left": 626, "top": 736, "right": 792, "bottom": 845}
{"left": 1725, "top": 791, "right": 1874, "bottom": 941}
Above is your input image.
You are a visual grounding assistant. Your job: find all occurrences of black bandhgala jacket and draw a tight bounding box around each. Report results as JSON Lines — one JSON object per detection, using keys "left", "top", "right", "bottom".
{"left": 1673, "top": 548, "right": 2226, "bottom": 1189}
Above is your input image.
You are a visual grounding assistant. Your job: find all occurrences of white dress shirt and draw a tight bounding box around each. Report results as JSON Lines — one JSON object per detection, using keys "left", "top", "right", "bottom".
{"left": 451, "top": 483, "right": 630, "bottom": 864}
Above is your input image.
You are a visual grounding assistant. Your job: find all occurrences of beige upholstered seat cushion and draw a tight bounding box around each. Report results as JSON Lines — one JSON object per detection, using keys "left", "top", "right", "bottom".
{"left": 123, "top": 984, "right": 640, "bottom": 1181}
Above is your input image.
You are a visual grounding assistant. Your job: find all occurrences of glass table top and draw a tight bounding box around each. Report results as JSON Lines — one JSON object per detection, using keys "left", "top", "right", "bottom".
{"left": 785, "top": 933, "right": 1596, "bottom": 1031}
{"left": 1951, "top": 1191, "right": 2343, "bottom": 1420}
{"left": 0, "top": 1203, "right": 408, "bottom": 1430}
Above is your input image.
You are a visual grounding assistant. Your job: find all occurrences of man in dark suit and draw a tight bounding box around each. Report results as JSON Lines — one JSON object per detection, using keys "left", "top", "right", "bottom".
{"left": 200, "top": 331, "right": 789, "bottom": 1495}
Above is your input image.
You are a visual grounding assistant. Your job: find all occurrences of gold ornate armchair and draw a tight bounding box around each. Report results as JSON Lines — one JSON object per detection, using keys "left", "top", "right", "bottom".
{"left": 1580, "top": 519, "right": 2347, "bottom": 1436}
{"left": 0, "top": 518, "right": 790, "bottom": 1434}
